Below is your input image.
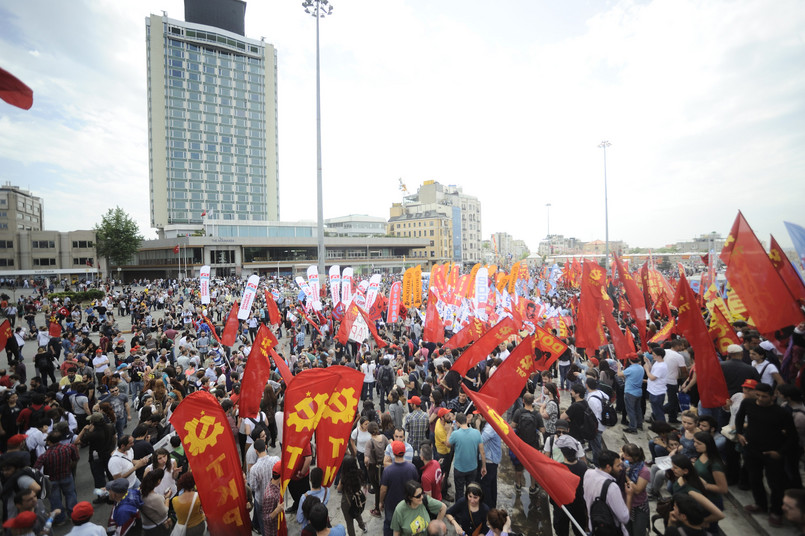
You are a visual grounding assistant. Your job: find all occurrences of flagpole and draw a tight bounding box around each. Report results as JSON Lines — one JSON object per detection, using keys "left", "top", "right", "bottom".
{"left": 561, "top": 504, "right": 588, "bottom": 536}
{"left": 598, "top": 140, "right": 611, "bottom": 274}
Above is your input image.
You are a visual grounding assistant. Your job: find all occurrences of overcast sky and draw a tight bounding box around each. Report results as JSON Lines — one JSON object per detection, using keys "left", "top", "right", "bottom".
{"left": 1, "top": 0, "right": 803, "bottom": 252}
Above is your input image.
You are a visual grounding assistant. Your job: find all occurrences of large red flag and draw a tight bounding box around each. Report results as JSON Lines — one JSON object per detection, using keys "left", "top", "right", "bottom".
{"left": 335, "top": 302, "right": 361, "bottom": 346}
{"left": 451, "top": 317, "right": 518, "bottom": 376}
{"left": 478, "top": 336, "right": 536, "bottom": 415}
{"left": 446, "top": 317, "right": 485, "bottom": 350}
{"left": 769, "top": 235, "right": 805, "bottom": 305}
{"left": 613, "top": 253, "right": 648, "bottom": 350}
{"left": 356, "top": 306, "right": 388, "bottom": 348}
{"left": 708, "top": 305, "right": 741, "bottom": 355}
{"left": 170, "top": 391, "right": 251, "bottom": 536}
{"left": 464, "top": 387, "right": 580, "bottom": 505}
{"left": 423, "top": 289, "right": 445, "bottom": 344}
{"left": 269, "top": 348, "right": 293, "bottom": 385}
{"left": 649, "top": 318, "right": 676, "bottom": 343}
{"left": 0, "top": 67, "right": 33, "bottom": 110}
{"left": 265, "top": 290, "right": 281, "bottom": 325}
{"left": 239, "top": 325, "right": 276, "bottom": 419}
{"left": 575, "top": 261, "right": 607, "bottom": 351}
{"left": 720, "top": 212, "right": 804, "bottom": 334}
{"left": 600, "top": 302, "right": 631, "bottom": 360}
{"left": 314, "top": 366, "right": 364, "bottom": 487}
{"left": 0, "top": 319, "right": 11, "bottom": 352}
{"left": 48, "top": 321, "right": 62, "bottom": 338}
{"left": 673, "top": 274, "right": 729, "bottom": 409}
{"left": 532, "top": 324, "right": 568, "bottom": 371}
{"left": 221, "top": 302, "right": 240, "bottom": 347}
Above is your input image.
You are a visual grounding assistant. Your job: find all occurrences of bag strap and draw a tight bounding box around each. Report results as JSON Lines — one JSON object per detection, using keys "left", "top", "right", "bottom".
{"left": 598, "top": 479, "right": 613, "bottom": 503}
{"left": 179, "top": 492, "right": 199, "bottom": 525}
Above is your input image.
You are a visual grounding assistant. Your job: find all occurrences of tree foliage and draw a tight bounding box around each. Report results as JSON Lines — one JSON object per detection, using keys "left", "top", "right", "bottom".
{"left": 94, "top": 207, "right": 143, "bottom": 268}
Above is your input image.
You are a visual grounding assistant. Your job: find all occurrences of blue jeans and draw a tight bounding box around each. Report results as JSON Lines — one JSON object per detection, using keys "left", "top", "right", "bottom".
{"left": 624, "top": 393, "right": 643, "bottom": 430}
{"left": 453, "top": 468, "right": 476, "bottom": 501}
{"left": 559, "top": 363, "right": 571, "bottom": 390}
{"left": 649, "top": 393, "right": 666, "bottom": 423}
{"left": 361, "top": 382, "right": 374, "bottom": 401}
{"left": 50, "top": 475, "right": 78, "bottom": 522}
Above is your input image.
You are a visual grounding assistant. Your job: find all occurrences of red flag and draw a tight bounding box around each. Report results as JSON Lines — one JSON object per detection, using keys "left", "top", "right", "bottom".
{"left": 673, "top": 274, "right": 729, "bottom": 409}
{"left": 269, "top": 348, "right": 293, "bottom": 385}
{"left": 48, "top": 321, "right": 62, "bottom": 338}
{"left": 464, "top": 387, "right": 580, "bottom": 505}
{"left": 221, "top": 302, "right": 240, "bottom": 347}
{"left": 575, "top": 260, "right": 607, "bottom": 351}
{"left": 478, "top": 336, "right": 537, "bottom": 415}
{"left": 600, "top": 302, "right": 631, "bottom": 360}
{"left": 201, "top": 315, "right": 223, "bottom": 346}
{"left": 297, "top": 307, "right": 323, "bottom": 336}
{"left": 356, "top": 307, "right": 388, "bottom": 348}
{"left": 314, "top": 366, "right": 364, "bottom": 487}
{"left": 173, "top": 245, "right": 180, "bottom": 254}
{"left": 708, "top": 305, "right": 741, "bottom": 355}
{"left": 532, "top": 324, "right": 568, "bottom": 370}
{"left": 446, "top": 317, "right": 485, "bottom": 350}
{"left": 423, "top": 289, "right": 445, "bottom": 344}
{"left": 169, "top": 391, "right": 251, "bottom": 536}
{"left": 613, "top": 253, "right": 648, "bottom": 351}
{"left": 239, "top": 325, "right": 276, "bottom": 419}
{"left": 720, "top": 212, "right": 804, "bottom": 334}
{"left": 0, "top": 319, "right": 12, "bottom": 352}
{"left": 769, "top": 235, "right": 805, "bottom": 305}
{"left": 335, "top": 302, "right": 361, "bottom": 346}
{"left": 451, "top": 317, "right": 518, "bottom": 376}
{"left": 0, "top": 67, "right": 33, "bottom": 110}
{"left": 649, "top": 318, "right": 676, "bottom": 343}
{"left": 265, "top": 290, "right": 281, "bottom": 325}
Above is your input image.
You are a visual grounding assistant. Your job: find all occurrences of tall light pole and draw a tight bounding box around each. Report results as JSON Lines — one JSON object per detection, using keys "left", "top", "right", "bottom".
{"left": 598, "top": 140, "right": 611, "bottom": 272}
{"left": 545, "top": 203, "right": 552, "bottom": 237}
{"left": 303, "top": 0, "right": 332, "bottom": 278}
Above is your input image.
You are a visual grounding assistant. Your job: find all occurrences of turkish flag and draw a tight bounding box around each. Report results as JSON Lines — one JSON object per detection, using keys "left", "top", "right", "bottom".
{"left": 451, "top": 317, "right": 518, "bottom": 376}
{"left": 239, "top": 325, "right": 276, "bottom": 419}
{"left": 335, "top": 303, "right": 361, "bottom": 346}
{"left": 221, "top": 302, "right": 240, "bottom": 347}
{"left": 265, "top": 290, "right": 281, "bottom": 325}
{"left": 423, "top": 289, "right": 445, "bottom": 344}
{"left": 0, "top": 67, "right": 33, "bottom": 110}
{"left": 673, "top": 274, "right": 729, "bottom": 408}
{"left": 169, "top": 391, "right": 251, "bottom": 536}
{"left": 720, "top": 212, "right": 804, "bottom": 334}
{"left": 464, "top": 387, "right": 580, "bottom": 505}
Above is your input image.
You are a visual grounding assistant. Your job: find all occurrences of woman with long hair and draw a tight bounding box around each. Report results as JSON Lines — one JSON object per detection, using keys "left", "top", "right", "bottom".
{"left": 171, "top": 472, "right": 206, "bottom": 536}
{"left": 621, "top": 444, "right": 650, "bottom": 536}
{"left": 140, "top": 468, "right": 172, "bottom": 535}
{"left": 143, "top": 447, "right": 179, "bottom": 498}
{"left": 336, "top": 455, "right": 367, "bottom": 536}
{"left": 669, "top": 454, "right": 725, "bottom": 527}
{"left": 693, "top": 431, "right": 728, "bottom": 534}
{"left": 365, "top": 421, "right": 389, "bottom": 517}
{"left": 540, "top": 382, "right": 560, "bottom": 435}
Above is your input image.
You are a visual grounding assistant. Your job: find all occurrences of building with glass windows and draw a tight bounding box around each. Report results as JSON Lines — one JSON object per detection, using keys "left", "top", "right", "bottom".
{"left": 146, "top": 7, "right": 278, "bottom": 239}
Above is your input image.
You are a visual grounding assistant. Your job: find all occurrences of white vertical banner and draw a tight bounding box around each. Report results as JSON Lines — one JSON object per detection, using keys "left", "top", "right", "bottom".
{"left": 341, "top": 267, "right": 354, "bottom": 306}
{"left": 307, "top": 265, "right": 322, "bottom": 311}
{"left": 296, "top": 276, "right": 315, "bottom": 307}
{"left": 474, "top": 267, "right": 489, "bottom": 319}
{"left": 199, "top": 265, "right": 211, "bottom": 305}
{"left": 364, "top": 273, "right": 382, "bottom": 310}
{"left": 355, "top": 279, "right": 369, "bottom": 310}
{"left": 329, "top": 265, "right": 341, "bottom": 306}
{"left": 238, "top": 274, "right": 260, "bottom": 319}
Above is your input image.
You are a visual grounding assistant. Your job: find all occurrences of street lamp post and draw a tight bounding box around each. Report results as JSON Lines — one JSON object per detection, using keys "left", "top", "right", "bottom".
{"left": 545, "top": 202, "right": 552, "bottom": 237}
{"left": 302, "top": 0, "right": 333, "bottom": 279}
{"left": 598, "top": 140, "right": 611, "bottom": 272}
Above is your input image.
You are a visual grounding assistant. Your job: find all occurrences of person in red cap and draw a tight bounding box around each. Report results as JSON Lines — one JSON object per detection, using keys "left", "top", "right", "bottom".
{"left": 2, "top": 510, "right": 38, "bottom": 535}
{"left": 66, "top": 501, "right": 105, "bottom": 535}
{"left": 379, "top": 440, "right": 419, "bottom": 535}
{"left": 404, "top": 396, "right": 429, "bottom": 454}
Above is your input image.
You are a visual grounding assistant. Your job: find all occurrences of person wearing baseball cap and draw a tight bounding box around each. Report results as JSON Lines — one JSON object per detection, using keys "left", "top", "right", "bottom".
{"left": 742, "top": 379, "right": 759, "bottom": 391}
{"left": 379, "top": 438, "right": 419, "bottom": 535}
{"left": 107, "top": 478, "right": 140, "bottom": 534}
{"left": 2, "top": 511, "right": 38, "bottom": 535}
{"left": 67, "top": 501, "right": 106, "bottom": 535}
{"left": 405, "top": 395, "right": 429, "bottom": 454}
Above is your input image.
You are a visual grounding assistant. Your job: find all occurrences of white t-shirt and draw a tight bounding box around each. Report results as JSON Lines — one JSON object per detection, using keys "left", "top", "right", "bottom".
{"left": 754, "top": 360, "right": 779, "bottom": 386}
{"left": 350, "top": 427, "right": 371, "bottom": 454}
{"left": 663, "top": 350, "right": 686, "bottom": 384}
{"left": 647, "top": 362, "right": 668, "bottom": 396}
{"left": 362, "top": 362, "right": 376, "bottom": 383}
{"left": 93, "top": 354, "right": 110, "bottom": 374}
{"left": 108, "top": 450, "right": 138, "bottom": 488}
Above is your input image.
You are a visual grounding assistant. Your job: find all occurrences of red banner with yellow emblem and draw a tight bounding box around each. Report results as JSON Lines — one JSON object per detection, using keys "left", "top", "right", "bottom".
{"left": 239, "top": 325, "right": 276, "bottom": 419}
{"left": 478, "top": 335, "right": 534, "bottom": 415}
{"left": 708, "top": 305, "right": 741, "bottom": 355}
{"left": 0, "top": 319, "right": 12, "bottom": 352}
{"left": 463, "top": 387, "right": 580, "bottom": 505}
{"left": 451, "top": 317, "right": 518, "bottom": 376}
{"left": 445, "top": 317, "right": 485, "bottom": 350}
{"left": 313, "top": 367, "right": 364, "bottom": 487}
{"left": 169, "top": 391, "right": 251, "bottom": 536}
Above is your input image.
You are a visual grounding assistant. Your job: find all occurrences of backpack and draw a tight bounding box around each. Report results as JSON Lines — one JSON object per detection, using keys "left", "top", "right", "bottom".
{"left": 12, "top": 467, "right": 52, "bottom": 501}
{"left": 28, "top": 405, "right": 47, "bottom": 426}
{"left": 581, "top": 401, "right": 599, "bottom": 441}
{"left": 347, "top": 488, "right": 366, "bottom": 518}
{"left": 589, "top": 479, "right": 620, "bottom": 536}
{"left": 379, "top": 365, "right": 394, "bottom": 389}
{"left": 591, "top": 394, "right": 618, "bottom": 427}
{"left": 516, "top": 409, "right": 541, "bottom": 449}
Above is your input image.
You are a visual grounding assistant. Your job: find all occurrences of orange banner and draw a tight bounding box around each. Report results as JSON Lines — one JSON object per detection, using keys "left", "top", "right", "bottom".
{"left": 412, "top": 265, "right": 423, "bottom": 308}
{"left": 170, "top": 391, "right": 251, "bottom": 536}
{"left": 402, "top": 267, "right": 414, "bottom": 308}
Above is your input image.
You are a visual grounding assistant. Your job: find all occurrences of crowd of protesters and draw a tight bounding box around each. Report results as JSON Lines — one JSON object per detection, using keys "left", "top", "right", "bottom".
{"left": 0, "top": 273, "right": 804, "bottom": 536}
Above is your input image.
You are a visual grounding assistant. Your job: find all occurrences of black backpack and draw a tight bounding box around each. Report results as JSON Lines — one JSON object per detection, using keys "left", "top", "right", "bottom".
{"left": 379, "top": 365, "right": 394, "bottom": 389}
{"left": 591, "top": 394, "right": 618, "bottom": 427}
{"left": 589, "top": 479, "right": 620, "bottom": 536}
{"left": 581, "top": 401, "right": 599, "bottom": 441}
{"left": 516, "top": 409, "right": 542, "bottom": 449}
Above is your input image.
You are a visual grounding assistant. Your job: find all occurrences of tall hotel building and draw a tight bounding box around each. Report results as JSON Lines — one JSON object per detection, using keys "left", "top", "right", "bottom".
{"left": 146, "top": 0, "right": 279, "bottom": 238}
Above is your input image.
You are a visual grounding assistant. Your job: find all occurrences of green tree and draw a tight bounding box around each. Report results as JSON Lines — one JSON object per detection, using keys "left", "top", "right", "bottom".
{"left": 94, "top": 207, "right": 143, "bottom": 271}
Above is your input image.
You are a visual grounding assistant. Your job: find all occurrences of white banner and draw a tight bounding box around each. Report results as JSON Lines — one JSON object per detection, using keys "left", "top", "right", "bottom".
{"left": 348, "top": 313, "right": 370, "bottom": 344}
{"left": 296, "top": 276, "right": 315, "bottom": 309}
{"left": 354, "top": 280, "right": 369, "bottom": 310}
{"left": 238, "top": 274, "right": 260, "bottom": 319}
{"left": 199, "top": 265, "right": 211, "bottom": 305}
{"left": 329, "top": 265, "right": 341, "bottom": 306}
{"left": 341, "top": 267, "right": 354, "bottom": 306}
{"left": 364, "top": 274, "right": 382, "bottom": 310}
{"left": 307, "top": 265, "right": 322, "bottom": 311}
